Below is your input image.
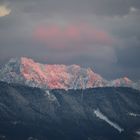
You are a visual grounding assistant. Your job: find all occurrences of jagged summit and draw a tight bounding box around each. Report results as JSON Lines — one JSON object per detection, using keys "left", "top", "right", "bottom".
{"left": 0, "top": 57, "right": 106, "bottom": 89}
{"left": 111, "top": 77, "right": 133, "bottom": 87}
{"left": 0, "top": 57, "right": 139, "bottom": 90}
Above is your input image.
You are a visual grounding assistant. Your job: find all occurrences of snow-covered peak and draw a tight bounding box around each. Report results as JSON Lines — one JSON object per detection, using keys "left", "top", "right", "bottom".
{"left": 110, "top": 77, "right": 133, "bottom": 87}
{"left": 0, "top": 57, "right": 106, "bottom": 89}
{"left": 0, "top": 57, "right": 139, "bottom": 90}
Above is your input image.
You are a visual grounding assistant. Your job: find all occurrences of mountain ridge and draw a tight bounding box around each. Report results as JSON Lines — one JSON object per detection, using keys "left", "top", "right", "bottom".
{"left": 0, "top": 57, "right": 139, "bottom": 90}
{"left": 0, "top": 81, "right": 140, "bottom": 140}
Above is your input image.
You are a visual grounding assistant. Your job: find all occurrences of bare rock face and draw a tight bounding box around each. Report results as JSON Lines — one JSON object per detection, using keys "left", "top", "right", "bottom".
{"left": 0, "top": 57, "right": 139, "bottom": 90}
{"left": 0, "top": 57, "right": 107, "bottom": 89}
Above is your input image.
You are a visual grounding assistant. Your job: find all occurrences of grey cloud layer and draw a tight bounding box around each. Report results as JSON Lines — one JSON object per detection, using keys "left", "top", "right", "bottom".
{"left": 7, "top": 0, "right": 140, "bottom": 16}
{"left": 0, "top": 0, "right": 140, "bottom": 80}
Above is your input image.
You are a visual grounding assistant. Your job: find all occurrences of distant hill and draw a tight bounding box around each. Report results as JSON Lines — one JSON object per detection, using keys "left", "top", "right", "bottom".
{"left": 0, "top": 81, "right": 140, "bottom": 140}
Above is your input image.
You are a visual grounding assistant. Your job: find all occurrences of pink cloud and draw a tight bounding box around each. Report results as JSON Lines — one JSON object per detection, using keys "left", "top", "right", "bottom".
{"left": 33, "top": 23, "right": 114, "bottom": 48}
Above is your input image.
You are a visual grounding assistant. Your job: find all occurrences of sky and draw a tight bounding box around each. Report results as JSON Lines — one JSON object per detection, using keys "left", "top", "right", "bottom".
{"left": 0, "top": 0, "right": 140, "bottom": 81}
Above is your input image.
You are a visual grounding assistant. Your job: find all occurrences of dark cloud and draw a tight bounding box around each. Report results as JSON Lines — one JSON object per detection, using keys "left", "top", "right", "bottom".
{"left": 0, "top": 0, "right": 140, "bottom": 80}
{"left": 6, "top": 0, "right": 140, "bottom": 16}
{"left": 116, "top": 37, "right": 140, "bottom": 68}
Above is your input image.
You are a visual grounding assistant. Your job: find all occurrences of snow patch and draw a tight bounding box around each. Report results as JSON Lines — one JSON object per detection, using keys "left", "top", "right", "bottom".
{"left": 94, "top": 109, "right": 124, "bottom": 133}
{"left": 44, "top": 90, "right": 60, "bottom": 107}
{"left": 11, "top": 121, "right": 18, "bottom": 125}
{"left": 44, "top": 90, "right": 57, "bottom": 101}
{"left": 128, "top": 112, "right": 140, "bottom": 117}
{"left": 27, "top": 136, "right": 38, "bottom": 140}
{"left": 0, "top": 135, "right": 6, "bottom": 139}
{"left": 136, "top": 130, "right": 140, "bottom": 136}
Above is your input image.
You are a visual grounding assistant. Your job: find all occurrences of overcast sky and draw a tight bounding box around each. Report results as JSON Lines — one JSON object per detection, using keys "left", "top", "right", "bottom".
{"left": 0, "top": 0, "right": 140, "bottom": 80}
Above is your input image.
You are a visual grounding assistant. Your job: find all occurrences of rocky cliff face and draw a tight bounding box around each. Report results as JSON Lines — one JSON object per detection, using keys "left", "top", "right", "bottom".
{"left": 0, "top": 57, "right": 107, "bottom": 89}
{"left": 0, "top": 57, "right": 139, "bottom": 90}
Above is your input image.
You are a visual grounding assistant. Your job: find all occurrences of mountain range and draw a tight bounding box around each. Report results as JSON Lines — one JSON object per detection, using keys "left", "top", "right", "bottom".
{"left": 0, "top": 57, "right": 139, "bottom": 90}
{"left": 0, "top": 57, "right": 140, "bottom": 140}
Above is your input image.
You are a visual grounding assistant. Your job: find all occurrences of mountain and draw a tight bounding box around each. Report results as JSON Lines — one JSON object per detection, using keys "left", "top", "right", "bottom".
{"left": 0, "top": 57, "right": 139, "bottom": 90}
{"left": 110, "top": 77, "right": 134, "bottom": 87}
{"left": 110, "top": 77, "right": 140, "bottom": 90}
{"left": 0, "top": 81, "right": 140, "bottom": 140}
{"left": 0, "top": 57, "right": 107, "bottom": 89}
